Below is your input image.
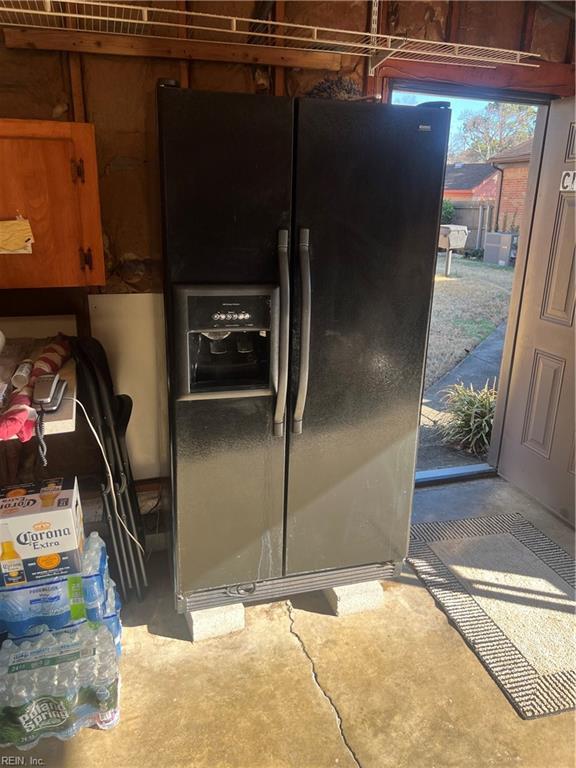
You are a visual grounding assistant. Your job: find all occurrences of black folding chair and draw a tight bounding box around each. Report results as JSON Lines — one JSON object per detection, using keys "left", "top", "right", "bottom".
{"left": 72, "top": 337, "right": 147, "bottom": 601}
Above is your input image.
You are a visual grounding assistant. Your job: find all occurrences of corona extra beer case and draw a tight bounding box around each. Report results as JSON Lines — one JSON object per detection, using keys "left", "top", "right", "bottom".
{"left": 0, "top": 478, "right": 84, "bottom": 588}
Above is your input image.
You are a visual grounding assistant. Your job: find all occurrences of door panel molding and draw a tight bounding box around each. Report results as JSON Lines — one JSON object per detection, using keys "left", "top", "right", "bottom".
{"left": 565, "top": 122, "right": 575, "bottom": 161}
{"left": 541, "top": 192, "right": 575, "bottom": 326}
{"left": 521, "top": 349, "right": 565, "bottom": 459}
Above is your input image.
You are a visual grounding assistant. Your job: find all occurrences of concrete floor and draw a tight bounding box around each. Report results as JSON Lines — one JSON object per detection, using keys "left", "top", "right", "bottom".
{"left": 2, "top": 478, "right": 574, "bottom": 768}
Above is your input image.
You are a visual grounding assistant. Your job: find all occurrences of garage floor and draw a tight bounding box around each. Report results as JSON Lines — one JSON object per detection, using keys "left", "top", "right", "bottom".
{"left": 2, "top": 478, "right": 574, "bottom": 768}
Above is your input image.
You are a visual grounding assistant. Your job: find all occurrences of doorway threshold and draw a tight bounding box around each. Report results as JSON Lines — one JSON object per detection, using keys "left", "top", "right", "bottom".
{"left": 415, "top": 463, "right": 497, "bottom": 488}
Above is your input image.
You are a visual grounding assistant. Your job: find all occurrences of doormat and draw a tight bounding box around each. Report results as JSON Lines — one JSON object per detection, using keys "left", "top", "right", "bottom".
{"left": 408, "top": 512, "right": 575, "bottom": 719}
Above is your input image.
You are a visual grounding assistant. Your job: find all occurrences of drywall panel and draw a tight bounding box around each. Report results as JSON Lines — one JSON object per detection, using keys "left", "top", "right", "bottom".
{"left": 89, "top": 293, "right": 169, "bottom": 480}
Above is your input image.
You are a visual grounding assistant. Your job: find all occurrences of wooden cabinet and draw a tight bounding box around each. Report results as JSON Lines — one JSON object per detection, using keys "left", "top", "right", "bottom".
{"left": 0, "top": 119, "right": 105, "bottom": 288}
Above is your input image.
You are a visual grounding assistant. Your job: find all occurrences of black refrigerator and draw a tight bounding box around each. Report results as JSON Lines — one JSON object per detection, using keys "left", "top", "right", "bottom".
{"left": 158, "top": 86, "right": 450, "bottom": 613}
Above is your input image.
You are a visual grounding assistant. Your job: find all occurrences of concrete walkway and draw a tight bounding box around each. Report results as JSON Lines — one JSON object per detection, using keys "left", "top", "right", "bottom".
{"left": 424, "top": 320, "right": 507, "bottom": 414}
{"left": 3, "top": 478, "right": 573, "bottom": 768}
{"left": 418, "top": 321, "right": 507, "bottom": 471}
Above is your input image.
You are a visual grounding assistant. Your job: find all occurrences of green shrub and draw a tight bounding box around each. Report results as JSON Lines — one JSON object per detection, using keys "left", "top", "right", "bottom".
{"left": 441, "top": 199, "right": 455, "bottom": 224}
{"left": 440, "top": 380, "right": 497, "bottom": 456}
{"left": 463, "top": 248, "right": 484, "bottom": 260}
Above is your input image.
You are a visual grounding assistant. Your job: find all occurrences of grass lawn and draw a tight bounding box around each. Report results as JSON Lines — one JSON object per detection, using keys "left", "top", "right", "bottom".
{"left": 424, "top": 253, "right": 515, "bottom": 390}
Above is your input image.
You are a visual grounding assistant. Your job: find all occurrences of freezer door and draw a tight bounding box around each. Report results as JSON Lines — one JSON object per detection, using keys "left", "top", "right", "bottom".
{"left": 285, "top": 99, "right": 449, "bottom": 575}
{"left": 174, "top": 397, "right": 285, "bottom": 593}
{"left": 159, "top": 89, "right": 294, "bottom": 593}
{"left": 158, "top": 87, "right": 293, "bottom": 284}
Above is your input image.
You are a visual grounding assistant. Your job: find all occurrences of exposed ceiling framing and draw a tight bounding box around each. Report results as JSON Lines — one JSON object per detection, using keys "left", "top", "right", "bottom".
{"left": 0, "top": 1, "right": 541, "bottom": 71}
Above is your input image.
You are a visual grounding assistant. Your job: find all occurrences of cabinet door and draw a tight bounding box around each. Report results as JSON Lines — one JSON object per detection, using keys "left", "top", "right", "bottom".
{"left": 0, "top": 137, "right": 85, "bottom": 288}
{"left": 0, "top": 120, "right": 104, "bottom": 288}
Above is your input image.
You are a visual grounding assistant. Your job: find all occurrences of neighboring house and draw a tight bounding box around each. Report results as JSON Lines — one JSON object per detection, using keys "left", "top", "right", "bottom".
{"left": 490, "top": 139, "right": 533, "bottom": 232}
{"left": 443, "top": 163, "right": 500, "bottom": 201}
{"left": 443, "top": 163, "right": 500, "bottom": 248}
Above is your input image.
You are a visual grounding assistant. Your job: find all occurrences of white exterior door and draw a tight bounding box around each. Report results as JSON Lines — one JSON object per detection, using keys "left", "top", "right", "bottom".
{"left": 497, "top": 97, "right": 575, "bottom": 524}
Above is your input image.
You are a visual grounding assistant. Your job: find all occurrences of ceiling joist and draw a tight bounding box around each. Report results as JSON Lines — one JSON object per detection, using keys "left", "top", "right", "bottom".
{"left": 2, "top": 27, "right": 343, "bottom": 70}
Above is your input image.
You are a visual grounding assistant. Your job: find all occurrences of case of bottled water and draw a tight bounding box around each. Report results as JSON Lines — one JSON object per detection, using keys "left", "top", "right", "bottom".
{"left": 0, "top": 532, "right": 110, "bottom": 637}
{"left": 0, "top": 622, "right": 120, "bottom": 749}
{"left": 0, "top": 531, "right": 123, "bottom": 748}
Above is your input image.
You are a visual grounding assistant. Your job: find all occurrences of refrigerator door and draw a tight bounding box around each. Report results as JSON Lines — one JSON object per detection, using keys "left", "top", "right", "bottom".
{"left": 158, "top": 87, "right": 293, "bottom": 284}
{"left": 285, "top": 99, "right": 450, "bottom": 575}
{"left": 174, "top": 397, "right": 285, "bottom": 592}
{"left": 171, "top": 284, "right": 285, "bottom": 593}
{"left": 158, "top": 89, "right": 293, "bottom": 593}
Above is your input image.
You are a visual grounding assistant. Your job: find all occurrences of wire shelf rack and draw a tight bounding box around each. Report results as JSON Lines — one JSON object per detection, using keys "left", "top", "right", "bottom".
{"left": 0, "top": 1, "right": 540, "bottom": 70}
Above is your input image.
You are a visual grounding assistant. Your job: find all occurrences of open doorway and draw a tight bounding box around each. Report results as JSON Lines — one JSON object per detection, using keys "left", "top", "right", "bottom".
{"left": 391, "top": 88, "right": 540, "bottom": 477}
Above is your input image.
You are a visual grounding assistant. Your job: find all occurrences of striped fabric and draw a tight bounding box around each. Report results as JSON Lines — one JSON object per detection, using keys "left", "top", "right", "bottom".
{"left": 0, "top": 336, "right": 70, "bottom": 442}
{"left": 409, "top": 512, "right": 575, "bottom": 719}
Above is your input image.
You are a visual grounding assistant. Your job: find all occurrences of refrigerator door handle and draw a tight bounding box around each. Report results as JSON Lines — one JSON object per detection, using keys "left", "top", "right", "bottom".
{"left": 293, "top": 228, "right": 311, "bottom": 434}
{"left": 273, "top": 229, "right": 290, "bottom": 437}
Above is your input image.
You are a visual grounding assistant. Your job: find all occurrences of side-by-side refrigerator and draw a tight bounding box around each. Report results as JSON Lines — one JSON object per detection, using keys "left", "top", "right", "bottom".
{"left": 158, "top": 85, "right": 450, "bottom": 612}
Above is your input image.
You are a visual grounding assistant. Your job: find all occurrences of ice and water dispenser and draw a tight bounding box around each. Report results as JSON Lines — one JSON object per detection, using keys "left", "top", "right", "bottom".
{"left": 173, "top": 286, "right": 278, "bottom": 400}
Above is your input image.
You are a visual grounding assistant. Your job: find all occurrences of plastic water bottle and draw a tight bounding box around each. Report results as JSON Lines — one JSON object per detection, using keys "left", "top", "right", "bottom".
{"left": 82, "top": 532, "right": 106, "bottom": 566}
{"left": 82, "top": 532, "right": 108, "bottom": 610}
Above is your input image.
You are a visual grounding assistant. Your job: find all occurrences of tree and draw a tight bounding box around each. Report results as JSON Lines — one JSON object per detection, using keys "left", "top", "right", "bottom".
{"left": 441, "top": 199, "right": 455, "bottom": 224}
{"left": 448, "top": 102, "right": 537, "bottom": 163}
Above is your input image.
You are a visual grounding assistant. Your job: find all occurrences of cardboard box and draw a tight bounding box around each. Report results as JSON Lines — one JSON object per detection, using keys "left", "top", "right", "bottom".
{"left": 0, "top": 478, "right": 84, "bottom": 588}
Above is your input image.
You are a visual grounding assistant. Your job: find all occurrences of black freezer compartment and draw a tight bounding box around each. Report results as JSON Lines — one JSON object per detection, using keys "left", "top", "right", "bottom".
{"left": 158, "top": 87, "right": 293, "bottom": 285}
{"left": 173, "top": 396, "right": 285, "bottom": 593}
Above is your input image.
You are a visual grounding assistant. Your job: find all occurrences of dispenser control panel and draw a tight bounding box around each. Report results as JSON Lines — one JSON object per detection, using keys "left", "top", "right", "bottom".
{"left": 212, "top": 310, "right": 251, "bottom": 322}
{"left": 187, "top": 293, "right": 271, "bottom": 331}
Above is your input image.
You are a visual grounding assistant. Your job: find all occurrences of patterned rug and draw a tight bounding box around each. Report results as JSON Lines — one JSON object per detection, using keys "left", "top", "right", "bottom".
{"left": 408, "top": 513, "right": 575, "bottom": 719}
